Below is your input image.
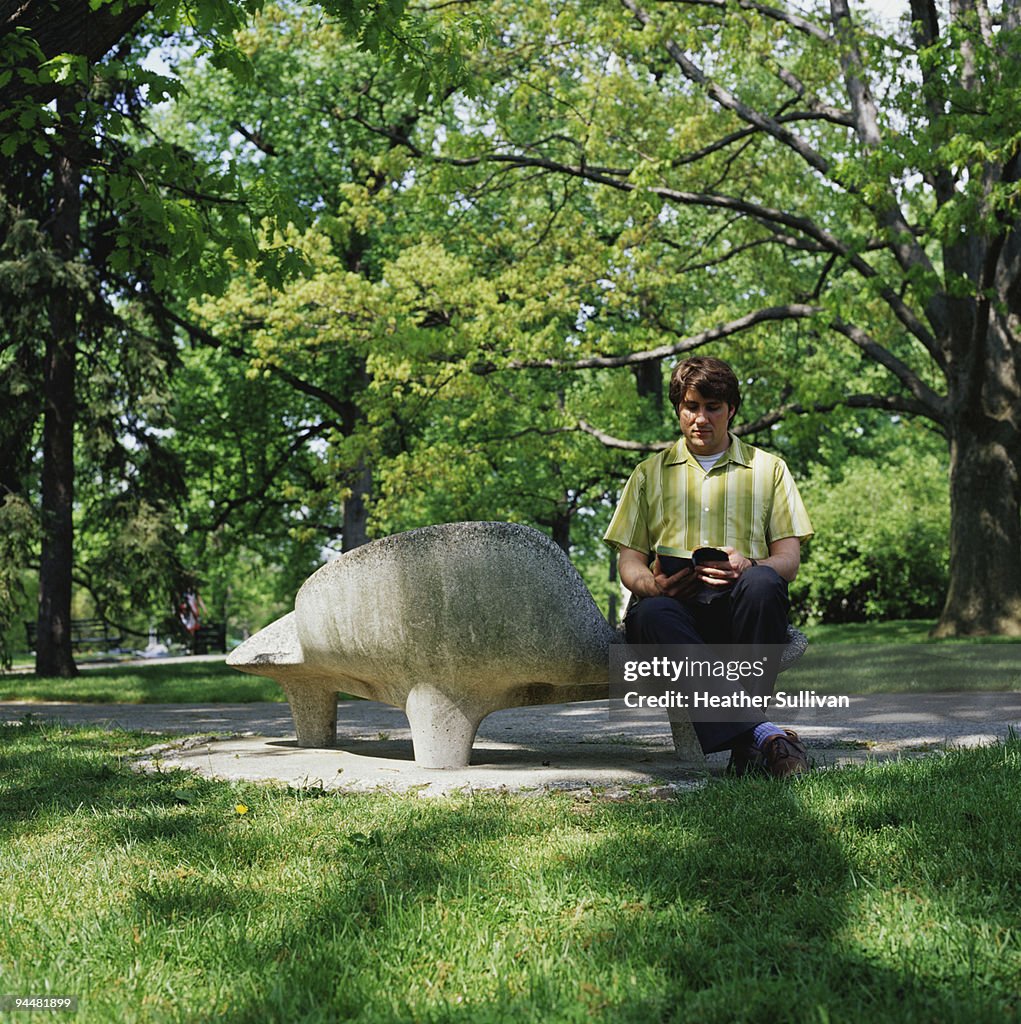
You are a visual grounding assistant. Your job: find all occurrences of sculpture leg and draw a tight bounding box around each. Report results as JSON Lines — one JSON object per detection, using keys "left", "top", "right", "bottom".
{"left": 669, "top": 714, "right": 704, "bottom": 767}
{"left": 405, "top": 683, "right": 492, "bottom": 768}
{"left": 284, "top": 686, "right": 338, "bottom": 748}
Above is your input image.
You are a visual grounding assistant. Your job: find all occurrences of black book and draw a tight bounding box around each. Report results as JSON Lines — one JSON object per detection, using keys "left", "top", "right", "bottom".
{"left": 656, "top": 546, "right": 729, "bottom": 576}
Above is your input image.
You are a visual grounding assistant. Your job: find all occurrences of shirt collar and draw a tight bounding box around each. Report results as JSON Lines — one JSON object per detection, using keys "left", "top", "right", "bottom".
{"left": 665, "top": 432, "right": 752, "bottom": 468}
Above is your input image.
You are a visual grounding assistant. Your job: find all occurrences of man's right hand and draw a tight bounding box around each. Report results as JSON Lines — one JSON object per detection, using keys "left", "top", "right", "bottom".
{"left": 619, "top": 545, "right": 701, "bottom": 601}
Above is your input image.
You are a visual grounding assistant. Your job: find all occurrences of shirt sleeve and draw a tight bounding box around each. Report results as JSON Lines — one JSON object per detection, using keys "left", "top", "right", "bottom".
{"left": 767, "top": 460, "right": 814, "bottom": 544}
{"left": 603, "top": 464, "right": 652, "bottom": 553}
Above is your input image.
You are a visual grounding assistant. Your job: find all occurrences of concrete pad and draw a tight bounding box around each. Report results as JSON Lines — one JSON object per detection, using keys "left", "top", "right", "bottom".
{"left": 135, "top": 734, "right": 704, "bottom": 798}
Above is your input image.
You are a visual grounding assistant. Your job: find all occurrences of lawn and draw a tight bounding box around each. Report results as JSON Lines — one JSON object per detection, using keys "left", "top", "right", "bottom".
{"left": 0, "top": 661, "right": 286, "bottom": 705}
{"left": 0, "top": 720, "right": 1018, "bottom": 1023}
{"left": 788, "top": 620, "right": 1021, "bottom": 694}
{"left": 806, "top": 618, "right": 1021, "bottom": 645}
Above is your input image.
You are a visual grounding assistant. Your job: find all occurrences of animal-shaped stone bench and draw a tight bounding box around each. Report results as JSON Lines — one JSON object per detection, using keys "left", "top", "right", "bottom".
{"left": 227, "top": 521, "right": 805, "bottom": 768}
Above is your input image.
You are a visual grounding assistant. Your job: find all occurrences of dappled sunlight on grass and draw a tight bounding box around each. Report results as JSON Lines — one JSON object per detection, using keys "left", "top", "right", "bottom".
{"left": 1, "top": 722, "right": 1018, "bottom": 1021}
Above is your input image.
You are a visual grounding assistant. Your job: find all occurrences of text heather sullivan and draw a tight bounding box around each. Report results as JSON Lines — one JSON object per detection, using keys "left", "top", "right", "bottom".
{"left": 622, "top": 690, "right": 850, "bottom": 710}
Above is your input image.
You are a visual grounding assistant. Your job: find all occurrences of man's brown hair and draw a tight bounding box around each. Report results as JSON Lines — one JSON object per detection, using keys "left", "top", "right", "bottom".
{"left": 668, "top": 356, "right": 742, "bottom": 417}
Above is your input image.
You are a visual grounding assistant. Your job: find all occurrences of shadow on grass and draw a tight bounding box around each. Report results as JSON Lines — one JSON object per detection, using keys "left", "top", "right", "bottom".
{"left": 2, "top": 721, "right": 1019, "bottom": 1022}
{"left": 0, "top": 721, "right": 296, "bottom": 840}
{"left": 200, "top": 757, "right": 1019, "bottom": 1024}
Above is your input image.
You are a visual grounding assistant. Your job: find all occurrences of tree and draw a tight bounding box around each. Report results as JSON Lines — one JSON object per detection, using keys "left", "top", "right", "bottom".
{"left": 412, "top": 0, "right": 1021, "bottom": 635}
{"left": 0, "top": 0, "right": 484, "bottom": 672}
{"left": 157, "top": 4, "right": 633, "bottom": 581}
{"left": 2, "top": 0, "right": 283, "bottom": 674}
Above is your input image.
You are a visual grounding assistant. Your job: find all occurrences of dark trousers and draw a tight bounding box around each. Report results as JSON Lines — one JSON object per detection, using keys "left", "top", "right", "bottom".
{"left": 624, "top": 566, "right": 790, "bottom": 754}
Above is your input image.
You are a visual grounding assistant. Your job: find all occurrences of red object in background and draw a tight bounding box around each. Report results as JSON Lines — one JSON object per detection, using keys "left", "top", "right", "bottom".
{"left": 177, "top": 590, "right": 206, "bottom": 635}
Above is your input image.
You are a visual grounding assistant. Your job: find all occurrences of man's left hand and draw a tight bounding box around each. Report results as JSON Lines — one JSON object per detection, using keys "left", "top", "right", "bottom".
{"left": 695, "top": 546, "right": 755, "bottom": 588}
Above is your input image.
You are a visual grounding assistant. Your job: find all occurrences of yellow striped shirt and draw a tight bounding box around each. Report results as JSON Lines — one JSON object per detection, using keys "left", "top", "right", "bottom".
{"left": 603, "top": 433, "right": 813, "bottom": 560}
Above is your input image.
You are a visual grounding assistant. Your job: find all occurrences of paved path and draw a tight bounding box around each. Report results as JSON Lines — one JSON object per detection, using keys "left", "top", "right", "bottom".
{"left": 3, "top": 692, "right": 1019, "bottom": 797}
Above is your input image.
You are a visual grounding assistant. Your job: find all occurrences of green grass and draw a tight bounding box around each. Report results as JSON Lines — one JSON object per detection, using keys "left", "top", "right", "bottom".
{"left": 787, "top": 645, "right": 1021, "bottom": 694}
{"left": 1, "top": 721, "right": 1019, "bottom": 1023}
{"left": 806, "top": 620, "right": 938, "bottom": 644}
{"left": 793, "top": 621, "right": 1021, "bottom": 694}
{"left": 0, "top": 661, "right": 287, "bottom": 704}
{"left": 806, "top": 619, "right": 1021, "bottom": 645}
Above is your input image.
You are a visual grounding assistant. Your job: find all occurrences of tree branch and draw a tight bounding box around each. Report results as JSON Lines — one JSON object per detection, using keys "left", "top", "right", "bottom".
{"left": 208, "top": 422, "right": 336, "bottom": 532}
{"left": 158, "top": 304, "right": 357, "bottom": 424}
{"left": 763, "top": 64, "right": 853, "bottom": 126}
{"left": 648, "top": 0, "right": 831, "bottom": 42}
{"left": 620, "top": 0, "right": 833, "bottom": 177}
{"left": 438, "top": 143, "right": 944, "bottom": 370}
{"left": 577, "top": 420, "right": 671, "bottom": 451}
{"left": 830, "top": 0, "right": 941, "bottom": 287}
{"left": 232, "top": 121, "right": 278, "bottom": 157}
{"left": 908, "top": 0, "right": 958, "bottom": 205}
{"left": 828, "top": 318, "right": 947, "bottom": 421}
{"left": 576, "top": 391, "right": 944, "bottom": 453}
{"left": 610, "top": 0, "right": 951, "bottom": 371}
{"left": 509, "top": 303, "right": 822, "bottom": 370}
{"left": 669, "top": 109, "right": 853, "bottom": 171}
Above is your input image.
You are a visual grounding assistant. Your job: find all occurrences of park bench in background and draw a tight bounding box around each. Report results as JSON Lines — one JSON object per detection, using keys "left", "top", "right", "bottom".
{"left": 24, "top": 617, "right": 123, "bottom": 653}
{"left": 24, "top": 618, "right": 227, "bottom": 658}
{"left": 189, "top": 622, "right": 227, "bottom": 655}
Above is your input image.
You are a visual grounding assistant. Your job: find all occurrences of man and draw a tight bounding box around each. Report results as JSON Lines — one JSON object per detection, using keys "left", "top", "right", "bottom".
{"left": 604, "top": 356, "right": 814, "bottom": 778}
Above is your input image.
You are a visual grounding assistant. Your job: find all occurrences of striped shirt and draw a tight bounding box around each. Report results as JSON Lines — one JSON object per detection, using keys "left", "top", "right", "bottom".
{"left": 603, "top": 433, "right": 813, "bottom": 560}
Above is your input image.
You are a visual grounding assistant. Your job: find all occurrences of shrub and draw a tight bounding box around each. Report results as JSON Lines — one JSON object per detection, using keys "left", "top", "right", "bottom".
{"left": 792, "top": 451, "right": 949, "bottom": 623}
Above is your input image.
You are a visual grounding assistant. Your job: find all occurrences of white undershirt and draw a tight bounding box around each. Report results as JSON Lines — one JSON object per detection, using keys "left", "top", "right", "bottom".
{"left": 694, "top": 451, "right": 726, "bottom": 473}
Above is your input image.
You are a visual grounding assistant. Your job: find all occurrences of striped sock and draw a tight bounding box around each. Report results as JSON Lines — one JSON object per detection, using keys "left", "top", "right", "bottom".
{"left": 753, "top": 722, "right": 785, "bottom": 749}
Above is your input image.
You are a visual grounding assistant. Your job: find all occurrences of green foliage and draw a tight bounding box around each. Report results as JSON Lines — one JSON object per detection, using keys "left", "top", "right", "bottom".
{"left": 0, "top": 494, "right": 38, "bottom": 668}
{"left": 329, "top": 0, "right": 489, "bottom": 101}
{"left": 8, "top": 0, "right": 1021, "bottom": 636}
{"left": 794, "top": 446, "right": 950, "bottom": 624}
{"left": 65, "top": 305, "right": 194, "bottom": 631}
{"left": 161, "top": 336, "right": 335, "bottom": 632}
{"left": 161, "top": 5, "right": 645, "bottom": 603}
{"left": 157, "top": 0, "right": 961, "bottom": 629}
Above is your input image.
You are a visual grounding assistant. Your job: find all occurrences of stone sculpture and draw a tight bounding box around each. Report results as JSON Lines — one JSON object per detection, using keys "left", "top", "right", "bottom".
{"left": 227, "top": 521, "right": 636, "bottom": 768}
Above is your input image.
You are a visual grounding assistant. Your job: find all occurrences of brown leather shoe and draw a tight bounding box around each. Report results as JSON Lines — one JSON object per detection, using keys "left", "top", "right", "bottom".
{"left": 760, "top": 729, "right": 809, "bottom": 779}
{"left": 726, "top": 742, "right": 765, "bottom": 777}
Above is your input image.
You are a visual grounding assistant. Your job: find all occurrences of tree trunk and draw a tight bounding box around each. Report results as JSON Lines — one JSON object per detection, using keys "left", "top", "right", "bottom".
{"left": 631, "top": 358, "right": 663, "bottom": 410}
{"left": 935, "top": 419, "right": 1021, "bottom": 636}
{"left": 1, "top": 1, "right": 151, "bottom": 89}
{"left": 934, "top": 221, "right": 1021, "bottom": 636}
{"left": 549, "top": 507, "right": 572, "bottom": 554}
{"left": 35, "top": 101, "right": 80, "bottom": 677}
{"left": 341, "top": 459, "right": 372, "bottom": 551}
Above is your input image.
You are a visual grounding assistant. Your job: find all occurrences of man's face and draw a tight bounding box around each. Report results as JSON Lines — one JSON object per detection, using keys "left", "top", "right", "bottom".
{"left": 677, "top": 386, "right": 734, "bottom": 456}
